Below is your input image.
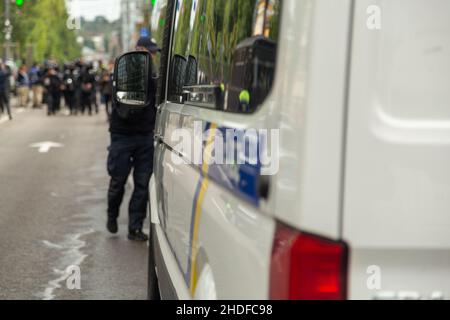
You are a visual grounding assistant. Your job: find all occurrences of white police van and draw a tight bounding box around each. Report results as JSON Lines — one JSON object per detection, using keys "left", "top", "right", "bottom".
{"left": 129, "top": 0, "right": 450, "bottom": 300}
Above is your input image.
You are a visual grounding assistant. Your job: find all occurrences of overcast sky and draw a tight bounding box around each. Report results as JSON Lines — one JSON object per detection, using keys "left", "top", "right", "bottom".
{"left": 66, "top": 0, "right": 122, "bottom": 21}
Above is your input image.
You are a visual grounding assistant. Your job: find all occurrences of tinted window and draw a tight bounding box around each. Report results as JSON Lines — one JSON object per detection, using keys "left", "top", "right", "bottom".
{"left": 168, "top": 0, "right": 281, "bottom": 113}
{"left": 150, "top": 0, "right": 168, "bottom": 69}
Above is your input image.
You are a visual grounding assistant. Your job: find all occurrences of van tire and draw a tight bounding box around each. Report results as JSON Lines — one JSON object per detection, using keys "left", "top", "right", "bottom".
{"left": 147, "top": 223, "right": 161, "bottom": 300}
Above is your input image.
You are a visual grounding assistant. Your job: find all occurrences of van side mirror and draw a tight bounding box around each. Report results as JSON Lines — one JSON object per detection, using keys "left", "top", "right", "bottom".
{"left": 113, "top": 51, "right": 151, "bottom": 106}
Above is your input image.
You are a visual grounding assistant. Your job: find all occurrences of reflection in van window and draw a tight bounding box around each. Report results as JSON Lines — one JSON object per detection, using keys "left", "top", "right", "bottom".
{"left": 168, "top": 0, "right": 281, "bottom": 113}
{"left": 150, "top": 0, "right": 168, "bottom": 69}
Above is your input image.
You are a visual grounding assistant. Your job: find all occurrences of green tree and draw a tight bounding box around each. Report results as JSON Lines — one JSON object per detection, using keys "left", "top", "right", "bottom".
{"left": 0, "top": 0, "right": 81, "bottom": 63}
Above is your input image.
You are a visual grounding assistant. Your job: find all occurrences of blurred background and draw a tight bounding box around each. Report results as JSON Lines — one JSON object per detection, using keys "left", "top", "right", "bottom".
{"left": 0, "top": 0, "right": 154, "bottom": 65}
{"left": 0, "top": 0, "right": 158, "bottom": 299}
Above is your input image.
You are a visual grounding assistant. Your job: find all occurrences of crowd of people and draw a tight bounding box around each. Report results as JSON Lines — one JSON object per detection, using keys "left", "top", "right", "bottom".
{"left": 0, "top": 59, "right": 114, "bottom": 120}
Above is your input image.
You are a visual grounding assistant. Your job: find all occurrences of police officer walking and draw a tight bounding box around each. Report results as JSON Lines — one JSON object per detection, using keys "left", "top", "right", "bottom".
{"left": 106, "top": 37, "right": 159, "bottom": 241}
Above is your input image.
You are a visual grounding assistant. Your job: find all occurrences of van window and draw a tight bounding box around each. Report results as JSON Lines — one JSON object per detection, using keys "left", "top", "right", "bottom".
{"left": 168, "top": 0, "right": 281, "bottom": 113}
{"left": 150, "top": 0, "right": 169, "bottom": 69}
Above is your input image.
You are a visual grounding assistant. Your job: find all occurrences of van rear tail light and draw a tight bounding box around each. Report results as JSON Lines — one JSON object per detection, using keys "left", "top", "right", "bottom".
{"left": 270, "top": 223, "right": 348, "bottom": 300}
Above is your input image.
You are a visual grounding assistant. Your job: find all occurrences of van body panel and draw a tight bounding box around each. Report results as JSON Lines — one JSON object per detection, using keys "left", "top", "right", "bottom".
{"left": 271, "top": 0, "right": 352, "bottom": 239}
{"left": 344, "top": 0, "right": 450, "bottom": 249}
{"left": 198, "top": 178, "right": 275, "bottom": 299}
{"left": 344, "top": 0, "right": 450, "bottom": 299}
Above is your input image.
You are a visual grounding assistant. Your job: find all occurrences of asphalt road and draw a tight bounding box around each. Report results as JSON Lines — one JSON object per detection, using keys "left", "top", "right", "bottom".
{"left": 0, "top": 106, "right": 149, "bottom": 300}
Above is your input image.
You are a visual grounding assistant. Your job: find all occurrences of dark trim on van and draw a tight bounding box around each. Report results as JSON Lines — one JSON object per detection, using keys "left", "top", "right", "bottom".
{"left": 338, "top": 0, "right": 356, "bottom": 238}
{"left": 156, "top": 0, "right": 176, "bottom": 106}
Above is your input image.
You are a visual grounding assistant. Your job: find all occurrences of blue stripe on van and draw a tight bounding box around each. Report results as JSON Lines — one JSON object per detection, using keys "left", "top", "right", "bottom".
{"left": 206, "top": 126, "right": 262, "bottom": 207}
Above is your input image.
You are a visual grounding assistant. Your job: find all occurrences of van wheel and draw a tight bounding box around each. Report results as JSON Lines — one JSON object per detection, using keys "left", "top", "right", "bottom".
{"left": 147, "top": 223, "right": 161, "bottom": 300}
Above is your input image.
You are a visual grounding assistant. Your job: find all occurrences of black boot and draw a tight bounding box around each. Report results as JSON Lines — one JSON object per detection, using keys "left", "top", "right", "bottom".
{"left": 128, "top": 229, "right": 149, "bottom": 242}
{"left": 107, "top": 218, "right": 118, "bottom": 234}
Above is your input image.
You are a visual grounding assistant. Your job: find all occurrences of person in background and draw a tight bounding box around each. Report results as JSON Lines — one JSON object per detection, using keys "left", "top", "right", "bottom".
{"left": 17, "top": 65, "right": 30, "bottom": 108}
{"left": 29, "top": 63, "right": 43, "bottom": 109}
{"left": 100, "top": 62, "right": 113, "bottom": 121}
{"left": 43, "top": 66, "right": 62, "bottom": 116}
{"left": 41, "top": 62, "right": 50, "bottom": 107}
{"left": 54, "top": 66, "right": 63, "bottom": 113}
{"left": 0, "top": 61, "right": 12, "bottom": 120}
{"left": 62, "top": 63, "right": 77, "bottom": 115}
{"left": 80, "top": 63, "right": 95, "bottom": 116}
{"left": 91, "top": 61, "right": 102, "bottom": 115}
{"left": 74, "top": 59, "right": 84, "bottom": 115}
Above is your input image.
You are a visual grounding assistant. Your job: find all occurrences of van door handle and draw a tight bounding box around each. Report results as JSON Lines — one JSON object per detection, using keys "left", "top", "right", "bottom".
{"left": 257, "top": 175, "right": 270, "bottom": 200}
{"left": 154, "top": 133, "right": 163, "bottom": 142}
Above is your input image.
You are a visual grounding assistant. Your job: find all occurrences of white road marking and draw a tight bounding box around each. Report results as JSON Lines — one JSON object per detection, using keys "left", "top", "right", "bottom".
{"left": 42, "top": 240, "right": 64, "bottom": 250}
{"left": 30, "top": 141, "right": 64, "bottom": 153}
{"left": 40, "top": 229, "right": 95, "bottom": 300}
